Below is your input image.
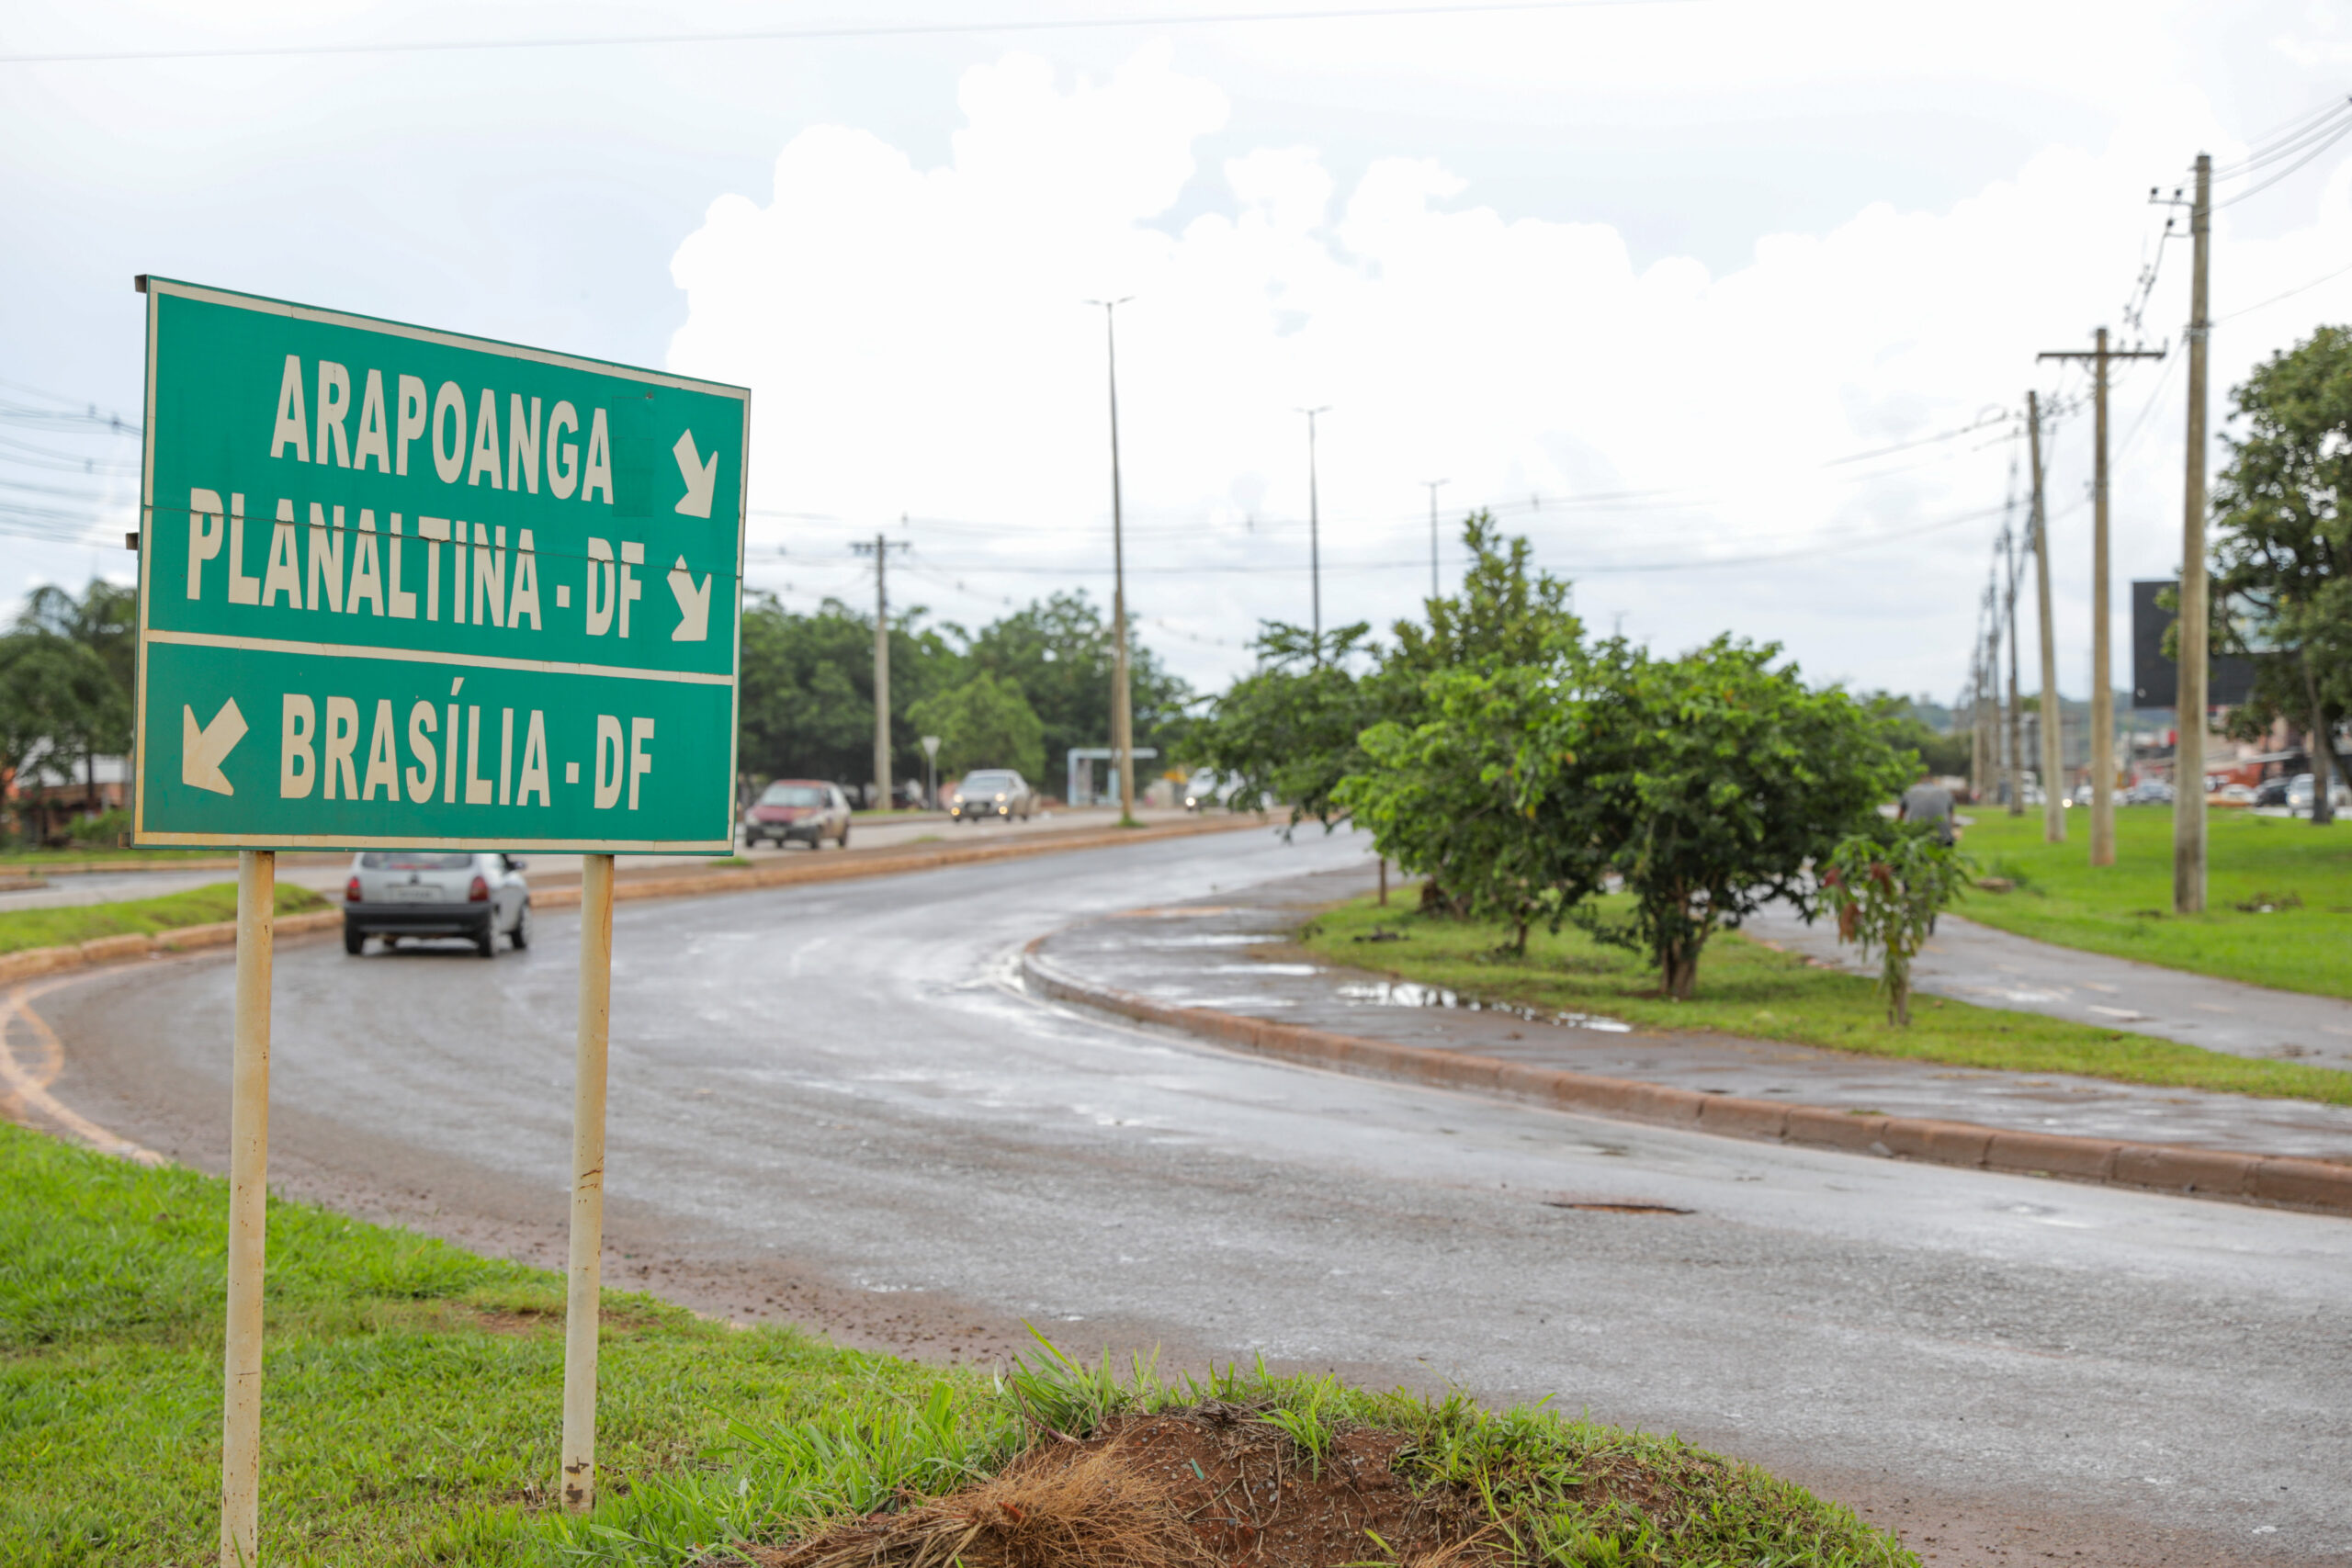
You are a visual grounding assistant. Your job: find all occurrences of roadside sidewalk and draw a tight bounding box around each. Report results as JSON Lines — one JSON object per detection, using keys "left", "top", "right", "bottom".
{"left": 1742, "top": 902, "right": 2352, "bottom": 1068}
{"left": 1023, "top": 864, "right": 2352, "bottom": 1211}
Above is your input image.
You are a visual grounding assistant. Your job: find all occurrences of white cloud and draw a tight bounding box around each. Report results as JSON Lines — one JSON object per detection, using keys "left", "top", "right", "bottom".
{"left": 668, "top": 40, "right": 2352, "bottom": 706}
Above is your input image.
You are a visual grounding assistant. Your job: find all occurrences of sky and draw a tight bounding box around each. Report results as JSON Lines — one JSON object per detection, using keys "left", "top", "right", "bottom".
{"left": 6, "top": 0, "right": 2352, "bottom": 713}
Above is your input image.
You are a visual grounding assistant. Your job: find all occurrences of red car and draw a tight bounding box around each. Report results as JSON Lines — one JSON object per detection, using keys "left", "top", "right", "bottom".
{"left": 745, "top": 779, "right": 852, "bottom": 849}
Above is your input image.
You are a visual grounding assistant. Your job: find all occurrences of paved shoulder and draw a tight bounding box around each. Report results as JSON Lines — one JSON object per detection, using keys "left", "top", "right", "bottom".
{"left": 1743, "top": 904, "right": 2352, "bottom": 1067}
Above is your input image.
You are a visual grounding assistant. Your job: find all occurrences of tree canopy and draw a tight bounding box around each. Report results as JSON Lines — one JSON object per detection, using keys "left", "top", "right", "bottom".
{"left": 2208, "top": 323, "right": 2352, "bottom": 822}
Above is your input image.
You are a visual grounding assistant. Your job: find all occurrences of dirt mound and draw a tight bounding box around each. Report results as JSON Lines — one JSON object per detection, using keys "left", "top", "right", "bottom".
{"left": 734, "top": 1404, "right": 1494, "bottom": 1568}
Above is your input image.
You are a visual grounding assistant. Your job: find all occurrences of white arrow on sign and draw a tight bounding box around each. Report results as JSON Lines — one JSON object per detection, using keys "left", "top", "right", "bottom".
{"left": 667, "top": 556, "right": 710, "bottom": 642}
{"left": 182, "top": 698, "right": 246, "bottom": 795}
{"left": 671, "top": 429, "right": 718, "bottom": 519}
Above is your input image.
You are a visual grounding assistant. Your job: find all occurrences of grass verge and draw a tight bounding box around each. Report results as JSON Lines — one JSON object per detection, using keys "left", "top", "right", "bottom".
{"left": 0, "top": 1122, "right": 1911, "bottom": 1567}
{"left": 0, "top": 848, "right": 229, "bottom": 871}
{"left": 1297, "top": 893, "right": 2352, "bottom": 1106}
{"left": 0, "top": 881, "right": 327, "bottom": 957}
{"left": 1956, "top": 807, "right": 2352, "bottom": 999}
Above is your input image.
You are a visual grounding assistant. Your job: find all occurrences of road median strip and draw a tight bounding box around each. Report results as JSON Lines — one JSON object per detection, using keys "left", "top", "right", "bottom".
{"left": 1021, "top": 938, "right": 2352, "bottom": 1219}
{"left": 0, "top": 816, "right": 1266, "bottom": 988}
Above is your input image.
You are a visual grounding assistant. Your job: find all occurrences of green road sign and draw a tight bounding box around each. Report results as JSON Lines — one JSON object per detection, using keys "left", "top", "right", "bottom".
{"left": 131, "top": 278, "right": 749, "bottom": 852}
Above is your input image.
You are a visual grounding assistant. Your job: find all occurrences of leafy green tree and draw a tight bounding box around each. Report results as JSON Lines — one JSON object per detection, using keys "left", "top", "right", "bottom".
{"left": 961, "top": 590, "right": 1192, "bottom": 781}
{"left": 1548, "top": 637, "right": 1913, "bottom": 999}
{"left": 1191, "top": 513, "right": 1584, "bottom": 836}
{"left": 734, "top": 593, "right": 961, "bottom": 787}
{"left": 906, "top": 672, "right": 1046, "bottom": 781}
{"left": 0, "top": 632, "right": 124, "bottom": 837}
{"left": 2206, "top": 324, "right": 2352, "bottom": 823}
{"left": 12, "top": 580, "right": 137, "bottom": 816}
{"left": 1818, "top": 826, "right": 1973, "bottom": 1025}
{"left": 1185, "top": 620, "right": 1379, "bottom": 828}
{"left": 1860, "top": 691, "right": 1967, "bottom": 778}
{"left": 1337, "top": 650, "right": 1611, "bottom": 953}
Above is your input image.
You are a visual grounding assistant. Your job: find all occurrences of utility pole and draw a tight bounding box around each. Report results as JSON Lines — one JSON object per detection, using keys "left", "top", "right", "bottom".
{"left": 2029, "top": 391, "right": 2064, "bottom": 843}
{"left": 1422, "top": 479, "right": 1447, "bottom": 601}
{"left": 1089, "top": 298, "right": 1140, "bottom": 825}
{"left": 2004, "top": 517, "right": 2025, "bottom": 817}
{"left": 851, "top": 530, "right": 910, "bottom": 810}
{"left": 2039, "top": 328, "right": 2164, "bottom": 866}
{"left": 1298, "top": 406, "right": 1330, "bottom": 649}
{"left": 2173, "top": 152, "right": 2213, "bottom": 913}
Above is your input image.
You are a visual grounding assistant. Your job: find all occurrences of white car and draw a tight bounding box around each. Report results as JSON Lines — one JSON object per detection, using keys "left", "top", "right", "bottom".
{"left": 2287, "top": 773, "right": 2352, "bottom": 815}
{"left": 343, "top": 850, "right": 532, "bottom": 957}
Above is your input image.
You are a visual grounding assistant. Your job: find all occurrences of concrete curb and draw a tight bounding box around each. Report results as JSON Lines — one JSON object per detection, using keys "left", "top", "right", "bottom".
{"left": 1020, "top": 938, "right": 2352, "bottom": 1220}
{"left": 0, "top": 817, "right": 1268, "bottom": 990}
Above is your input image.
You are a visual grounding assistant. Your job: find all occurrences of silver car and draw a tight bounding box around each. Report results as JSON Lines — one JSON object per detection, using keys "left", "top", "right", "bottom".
{"left": 344, "top": 850, "right": 531, "bottom": 957}
{"left": 947, "top": 769, "right": 1036, "bottom": 823}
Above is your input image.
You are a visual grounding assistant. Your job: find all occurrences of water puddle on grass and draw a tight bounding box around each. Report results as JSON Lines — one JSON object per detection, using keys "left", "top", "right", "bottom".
{"left": 1333, "top": 979, "right": 1633, "bottom": 1032}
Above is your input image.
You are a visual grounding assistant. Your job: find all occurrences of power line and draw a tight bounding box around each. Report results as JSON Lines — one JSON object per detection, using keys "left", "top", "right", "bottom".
{"left": 0, "top": 0, "right": 1702, "bottom": 66}
{"left": 2215, "top": 257, "right": 2352, "bottom": 324}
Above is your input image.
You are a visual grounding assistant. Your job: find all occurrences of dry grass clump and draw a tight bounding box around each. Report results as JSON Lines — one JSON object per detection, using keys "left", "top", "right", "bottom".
{"left": 742, "top": 1444, "right": 1205, "bottom": 1568}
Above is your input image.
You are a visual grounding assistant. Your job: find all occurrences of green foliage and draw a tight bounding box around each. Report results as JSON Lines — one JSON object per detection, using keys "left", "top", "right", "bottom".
{"left": 1184, "top": 619, "right": 1383, "bottom": 828}
{"left": 1192, "top": 513, "right": 1584, "bottom": 837}
{"left": 733, "top": 588, "right": 1190, "bottom": 797}
{"left": 1858, "top": 691, "right": 1966, "bottom": 778}
{"left": 2, "top": 1123, "right": 1906, "bottom": 1567}
{"left": 2207, "top": 323, "right": 2352, "bottom": 821}
{"left": 0, "top": 879, "right": 326, "bottom": 957}
{"left": 1818, "top": 827, "right": 1973, "bottom": 1024}
{"left": 1547, "top": 637, "right": 1913, "bottom": 998}
{"left": 960, "top": 589, "right": 1193, "bottom": 773}
{"left": 1339, "top": 657, "right": 1607, "bottom": 953}
{"left": 905, "top": 671, "right": 1046, "bottom": 780}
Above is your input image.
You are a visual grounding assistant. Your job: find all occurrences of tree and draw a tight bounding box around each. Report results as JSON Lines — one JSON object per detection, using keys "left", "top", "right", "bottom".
{"left": 1184, "top": 620, "right": 1379, "bottom": 829}
{"left": 1818, "top": 825, "right": 1972, "bottom": 1025}
{"left": 0, "top": 632, "right": 123, "bottom": 840}
{"left": 906, "top": 672, "right": 1046, "bottom": 781}
{"left": 1550, "top": 637, "right": 1913, "bottom": 999}
{"left": 734, "top": 593, "right": 961, "bottom": 787}
{"left": 2206, "top": 325, "right": 2352, "bottom": 824}
{"left": 13, "top": 579, "right": 136, "bottom": 813}
{"left": 961, "top": 590, "right": 1192, "bottom": 783}
{"left": 1336, "top": 648, "right": 1611, "bottom": 953}
{"left": 1191, "top": 513, "right": 1584, "bottom": 837}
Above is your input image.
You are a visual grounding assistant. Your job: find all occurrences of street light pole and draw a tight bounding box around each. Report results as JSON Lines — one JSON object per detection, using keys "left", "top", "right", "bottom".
{"left": 1422, "top": 479, "right": 1447, "bottom": 602}
{"left": 1298, "top": 407, "right": 1330, "bottom": 650}
{"left": 1089, "top": 298, "right": 1139, "bottom": 826}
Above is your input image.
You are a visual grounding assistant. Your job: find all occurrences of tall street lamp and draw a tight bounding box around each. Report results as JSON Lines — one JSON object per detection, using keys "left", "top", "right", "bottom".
{"left": 1421, "top": 478, "right": 1448, "bottom": 602}
{"left": 1297, "top": 406, "right": 1330, "bottom": 650}
{"left": 1088, "top": 298, "right": 1140, "bottom": 826}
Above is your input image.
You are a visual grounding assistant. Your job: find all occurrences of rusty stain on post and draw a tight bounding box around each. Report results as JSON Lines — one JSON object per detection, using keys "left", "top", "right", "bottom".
{"left": 561, "top": 852, "right": 616, "bottom": 1512}
{"left": 220, "top": 850, "right": 273, "bottom": 1567}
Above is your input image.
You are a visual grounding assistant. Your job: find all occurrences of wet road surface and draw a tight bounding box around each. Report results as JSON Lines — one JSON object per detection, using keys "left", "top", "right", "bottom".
{"left": 1035, "top": 870, "right": 2352, "bottom": 1160}
{"left": 30, "top": 828, "right": 2352, "bottom": 1566}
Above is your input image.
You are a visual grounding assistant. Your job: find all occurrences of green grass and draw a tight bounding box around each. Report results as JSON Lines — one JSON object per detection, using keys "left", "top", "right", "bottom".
{"left": 1299, "top": 892, "right": 2352, "bottom": 1106}
{"left": 1956, "top": 807, "right": 2352, "bottom": 998}
{"left": 0, "top": 1122, "right": 1912, "bottom": 1567}
{"left": 0, "top": 881, "right": 327, "bottom": 956}
{"left": 0, "top": 847, "right": 231, "bottom": 870}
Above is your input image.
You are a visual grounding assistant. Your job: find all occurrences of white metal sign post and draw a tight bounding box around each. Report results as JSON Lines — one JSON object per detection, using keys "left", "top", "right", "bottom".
{"left": 130, "top": 277, "right": 747, "bottom": 1563}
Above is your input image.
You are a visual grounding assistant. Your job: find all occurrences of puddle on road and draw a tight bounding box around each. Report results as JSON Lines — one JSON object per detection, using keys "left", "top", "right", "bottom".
{"left": 1334, "top": 980, "right": 1633, "bottom": 1032}
{"left": 1148, "top": 933, "right": 1285, "bottom": 947}
{"left": 1206, "top": 962, "right": 1321, "bottom": 976}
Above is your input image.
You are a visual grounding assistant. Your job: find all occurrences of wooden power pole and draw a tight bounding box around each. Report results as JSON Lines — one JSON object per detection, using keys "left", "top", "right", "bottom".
{"left": 2039, "top": 329, "right": 2164, "bottom": 866}
{"left": 852, "top": 531, "right": 910, "bottom": 809}
{"left": 2028, "top": 391, "right": 2064, "bottom": 842}
{"left": 2173, "top": 152, "right": 2213, "bottom": 913}
{"left": 2004, "top": 518, "right": 2025, "bottom": 816}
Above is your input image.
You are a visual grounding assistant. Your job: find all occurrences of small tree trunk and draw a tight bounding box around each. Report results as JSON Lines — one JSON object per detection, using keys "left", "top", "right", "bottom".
{"left": 2304, "top": 654, "right": 2342, "bottom": 828}
{"left": 1513, "top": 917, "right": 1529, "bottom": 957}
{"left": 1662, "top": 944, "right": 1699, "bottom": 999}
{"left": 1378, "top": 858, "right": 1388, "bottom": 906}
{"left": 1889, "top": 966, "right": 1911, "bottom": 1026}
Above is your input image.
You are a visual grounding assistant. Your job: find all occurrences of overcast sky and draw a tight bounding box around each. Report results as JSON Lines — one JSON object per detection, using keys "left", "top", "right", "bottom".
{"left": 7, "top": 1, "right": 2352, "bottom": 710}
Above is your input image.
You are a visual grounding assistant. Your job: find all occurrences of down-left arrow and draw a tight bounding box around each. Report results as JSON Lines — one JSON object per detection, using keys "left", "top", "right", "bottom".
{"left": 182, "top": 698, "right": 247, "bottom": 795}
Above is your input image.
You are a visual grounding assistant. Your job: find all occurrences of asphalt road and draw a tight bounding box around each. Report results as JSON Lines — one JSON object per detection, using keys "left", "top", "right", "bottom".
{"left": 33, "top": 828, "right": 2352, "bottom": 1566}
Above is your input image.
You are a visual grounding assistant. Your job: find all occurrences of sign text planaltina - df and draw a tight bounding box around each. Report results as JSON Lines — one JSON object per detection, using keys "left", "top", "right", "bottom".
{"left": 131, "top": 277, "right": 749, "bottom": 852}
